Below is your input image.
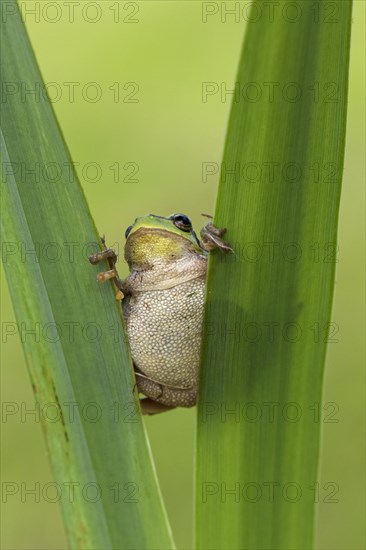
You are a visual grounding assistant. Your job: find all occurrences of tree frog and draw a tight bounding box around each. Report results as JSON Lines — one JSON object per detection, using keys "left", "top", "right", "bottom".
{"left": 89, "top": 214, "right": 231, "bottom": 414}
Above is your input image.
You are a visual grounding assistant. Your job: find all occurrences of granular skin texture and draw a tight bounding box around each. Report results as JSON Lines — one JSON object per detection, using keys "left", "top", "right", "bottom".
{"left": 122, "top": 276, "right": 205, "bottom": 407}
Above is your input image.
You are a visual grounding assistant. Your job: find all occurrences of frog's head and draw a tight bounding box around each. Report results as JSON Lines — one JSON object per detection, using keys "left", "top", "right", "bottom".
{"left": 124, "top": 214, "right": 205, "bottom": 269}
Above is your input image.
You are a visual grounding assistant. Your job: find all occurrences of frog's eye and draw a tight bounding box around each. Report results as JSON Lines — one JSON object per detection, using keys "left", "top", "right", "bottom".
{"left": 171, "top": 214, "right": 192, "bottom": 232}
{"left": 125, "top": 225, "right": 133, "bottom": 239}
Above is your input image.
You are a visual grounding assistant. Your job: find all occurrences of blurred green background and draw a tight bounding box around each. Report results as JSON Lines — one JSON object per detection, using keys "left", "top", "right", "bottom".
{"left": 1, "top": 1, "right": 364, "bottom": 549}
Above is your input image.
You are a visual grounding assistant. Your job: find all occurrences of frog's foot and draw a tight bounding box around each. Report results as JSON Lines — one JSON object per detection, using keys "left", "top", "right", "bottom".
{"left": 135, "top": 372, "right": 197, "bottom": 412}
{"left": 200, "top": 222, "right": 233, "bottom": 252}
{"left": 139, "top": 398, "right": 176, "bottom": 415}
{"left": 88, "top": 236, "right": 125, "bottom": 300}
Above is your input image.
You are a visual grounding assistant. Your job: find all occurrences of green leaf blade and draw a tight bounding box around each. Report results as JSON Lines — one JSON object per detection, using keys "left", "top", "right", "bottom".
{"left": 1, "top": 2, "right": 174, "bottom": 548}
{"left": 196, "top": 2, "right": 352, "bottom": 549}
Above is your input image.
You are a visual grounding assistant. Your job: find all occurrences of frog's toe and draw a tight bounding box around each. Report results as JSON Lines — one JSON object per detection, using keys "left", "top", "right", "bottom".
{"left": 200, "top": 224, "right": 233, "bottom": 253}
{"left": 204, "top": 222, "right": 227, "bottom": 237}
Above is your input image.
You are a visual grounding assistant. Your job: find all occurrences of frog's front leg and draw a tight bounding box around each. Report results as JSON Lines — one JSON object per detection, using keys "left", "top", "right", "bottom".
{"left": 89, "top": 237, "right": 125, "bottom": 300}
{"left": 135, "top": 371, "right": 197, "bottom": 414}
{"left": 200, "top": 222, "right": 233, "bottom": 252}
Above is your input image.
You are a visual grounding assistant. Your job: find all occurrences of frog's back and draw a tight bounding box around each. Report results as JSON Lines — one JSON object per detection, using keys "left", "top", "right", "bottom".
{"left": 123, "top": 276, "right": 205, "bottom": 389}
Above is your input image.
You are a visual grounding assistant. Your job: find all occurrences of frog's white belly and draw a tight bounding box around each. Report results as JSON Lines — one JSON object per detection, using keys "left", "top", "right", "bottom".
{"left": 122, "top": 277, "right": 205, "bottom": 389}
